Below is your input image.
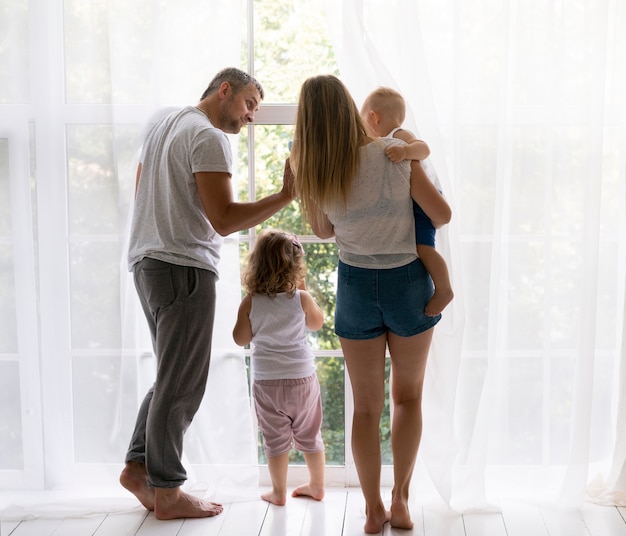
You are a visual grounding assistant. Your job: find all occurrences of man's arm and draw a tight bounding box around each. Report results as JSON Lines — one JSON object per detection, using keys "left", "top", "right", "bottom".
{"left": 196, "top": 159, "right": 296, "bottom": 236}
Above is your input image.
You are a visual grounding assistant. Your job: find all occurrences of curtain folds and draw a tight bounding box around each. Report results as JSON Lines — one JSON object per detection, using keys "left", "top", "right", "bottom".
{"left": 324, "top": 0, "right": 626, "bottom": 511}
{"left": 1, "top": 0, "right": 625, "bottom": 520}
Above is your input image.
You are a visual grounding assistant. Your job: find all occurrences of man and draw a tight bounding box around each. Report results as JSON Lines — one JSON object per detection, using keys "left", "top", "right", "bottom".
{"left": 120, "top": 67, "right": 295, "bottom": 519}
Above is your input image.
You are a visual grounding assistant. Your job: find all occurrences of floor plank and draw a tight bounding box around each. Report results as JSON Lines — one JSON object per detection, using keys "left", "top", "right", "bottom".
{"left": 500, "top": 501, "right": 549, "bottom": 536}
{"left": 462, "top": 511, "right": 507, "bottom": 536}
{"left": 581, "top": 503, "right": 626, "bottom": 536}
{"left": 300, "top": 490, "right": 347, "bottom": 536}
{"left": 342, "top": 490, "right": 371, "bottom": 535}
{"left": 1, "top": 521, "right": 21, "bottom": 536}
{"left": 540, "top": 506, "right": 590, "bottom": 536}
{"left": 135, "top": 512, "right": 183, "bottom": 536}
{"left": 177, "top": 514, "right": 226, "bottom": 536}
{"left": 217, "top": 498, "right": 269, "bottom": 536}
{"left": 422, "top": 506, "right": 465, "bottom": 536}
{"left": 260, "top": 496, "right": 310, "bottom": 536}
{"left": 3, "top": 490, "right": 626, "bottom": 535}
{"left": 94, "top": 510, "right": 148, "bottom": 536}
{"left": 47, "top": 515, "right": 107, "bottom": 536}
{"left": 6, "top": 519, "right": 64, "bottom": 536}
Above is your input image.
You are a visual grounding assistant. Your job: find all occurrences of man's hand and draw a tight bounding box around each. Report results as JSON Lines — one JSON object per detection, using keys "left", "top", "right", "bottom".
{"left": 282, "top": 158, "right": 297, "bottom": 200}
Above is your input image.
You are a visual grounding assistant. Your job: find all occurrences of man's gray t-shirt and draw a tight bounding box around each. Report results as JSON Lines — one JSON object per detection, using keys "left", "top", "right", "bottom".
{"left": 128, "top": 106, "right": 232, "bottom": 275}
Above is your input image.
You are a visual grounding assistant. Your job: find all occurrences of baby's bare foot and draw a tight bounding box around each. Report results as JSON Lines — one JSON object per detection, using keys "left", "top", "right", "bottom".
{"left": 261, "top": 489, "right": 287, "bottom": 506}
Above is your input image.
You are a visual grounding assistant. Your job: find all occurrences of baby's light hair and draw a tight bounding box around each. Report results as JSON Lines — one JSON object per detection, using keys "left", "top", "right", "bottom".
{"left": 362, "top": 86, "right": 406, "bottom": 125}
{"left": 241, "top": 229, "right": 305, "bottom": 298}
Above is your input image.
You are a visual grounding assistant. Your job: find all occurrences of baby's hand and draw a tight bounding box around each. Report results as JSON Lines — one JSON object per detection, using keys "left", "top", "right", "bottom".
{"left": 385, "top": 145, "right": 406, "bottom": 163}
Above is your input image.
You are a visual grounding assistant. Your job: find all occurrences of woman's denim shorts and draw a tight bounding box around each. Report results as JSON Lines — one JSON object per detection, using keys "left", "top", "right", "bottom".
{"left": 334, "top": 258, "right": 441, "bottom": 340}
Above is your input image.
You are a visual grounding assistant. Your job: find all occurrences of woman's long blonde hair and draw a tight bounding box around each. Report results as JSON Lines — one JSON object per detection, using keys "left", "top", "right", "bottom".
{"left": 290, "top": 75, "right": 368, "bottom": 222}
{"left": 241, "top": 229, "right": 305, "bottom": 298}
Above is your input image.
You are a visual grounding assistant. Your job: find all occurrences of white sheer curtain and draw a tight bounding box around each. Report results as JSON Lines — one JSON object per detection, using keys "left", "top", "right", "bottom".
{"left": 0, "top": 0, "right": 257, "bottom": 518}
{"left": 324, "top": 0, "right": 626, "bottom": 511}
{"left": 2, "top": 0, "right": 626, "bottom": 521}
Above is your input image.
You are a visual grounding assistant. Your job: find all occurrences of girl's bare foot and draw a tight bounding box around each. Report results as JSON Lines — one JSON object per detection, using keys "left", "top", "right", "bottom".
{"left": 154, "top": 487, "right": 223, "bottom": 520}
{"left": 119, "top": 461, "right": 155, "bottom": 511}
{"left": 261, "top": 489, "right": 287, "bottom": 506}
{"left": 292, "top": 483, "right": 325, "bottom": 501}
{"left": 425, "top": 288, "right": 454, "bottom": 316}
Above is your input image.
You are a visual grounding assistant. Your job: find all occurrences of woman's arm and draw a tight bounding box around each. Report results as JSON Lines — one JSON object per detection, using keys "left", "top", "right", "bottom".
{"left": 308, "top": 208, "right": 335, "bottom": 239}
{"left": 409, "top": 160, "right": 451, "bottom": 229}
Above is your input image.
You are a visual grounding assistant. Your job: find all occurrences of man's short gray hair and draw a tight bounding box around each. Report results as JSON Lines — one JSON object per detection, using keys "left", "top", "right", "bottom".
{"left": 201, "top": 67, "right": 264, "bottom": 100}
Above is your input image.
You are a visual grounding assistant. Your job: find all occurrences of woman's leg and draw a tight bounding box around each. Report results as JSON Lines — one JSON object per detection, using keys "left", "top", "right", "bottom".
{"left": 340, "top": 334, "right": 390, "bottom": 534}
{"left": 386, "top": 328, "right": 434, "bottom": 529}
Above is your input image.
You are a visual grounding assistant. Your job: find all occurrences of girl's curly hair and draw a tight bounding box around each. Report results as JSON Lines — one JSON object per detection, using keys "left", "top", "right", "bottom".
{"left": 242, "top": 229, "right": 306, "bottom": 298}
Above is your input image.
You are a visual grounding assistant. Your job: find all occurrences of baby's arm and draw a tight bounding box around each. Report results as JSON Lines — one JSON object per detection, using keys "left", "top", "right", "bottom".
{"left": 300, "top": 290, "right": 324, "bottom": 331}
{"left": 385, "top": 128, "right": 431, "bottom": 162}
{"left": 232, "top": 294, "right": 253, "bottom": 346}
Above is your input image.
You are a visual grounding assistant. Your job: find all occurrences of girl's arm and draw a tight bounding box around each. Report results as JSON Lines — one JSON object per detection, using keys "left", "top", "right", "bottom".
{"left": 232, "top": 294, "right": 253, "bottom": 346}
{"left": 299, "top": 291, "right": 325, "bottom": 331}
{"left": 410, "top": 160, "right": 452, "bottom": 229}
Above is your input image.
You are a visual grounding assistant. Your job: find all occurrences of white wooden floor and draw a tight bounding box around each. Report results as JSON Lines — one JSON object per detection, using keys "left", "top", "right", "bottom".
{"left": 2, "top": 490, "right": 626, "bottom": 536}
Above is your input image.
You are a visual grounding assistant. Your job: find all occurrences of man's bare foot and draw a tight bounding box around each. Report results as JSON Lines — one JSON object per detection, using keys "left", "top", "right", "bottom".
{"left": 120, "top": 461, "right": 155, "bottom": 511}
{"left": 363, "top": 503, "right": 391, "bottom": 534}
{"left": 425, "top": 288, "right": 454, "bottom": 316}
{"left": 292, "top": 483, "right": 325, "bottom": 501}
{"left": 154, "top": 487, "right": 223, "bottom": 520}
{"left": 261, "top": 489, "right": 287, "bottom": 506}
{"left": 390, "top": 497, "right": 414, "bottom": 530}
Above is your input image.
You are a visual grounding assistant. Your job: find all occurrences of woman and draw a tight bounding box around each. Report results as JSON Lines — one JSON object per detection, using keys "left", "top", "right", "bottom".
{"left": 289, "top": 75, "right": 451, "bottom": 534}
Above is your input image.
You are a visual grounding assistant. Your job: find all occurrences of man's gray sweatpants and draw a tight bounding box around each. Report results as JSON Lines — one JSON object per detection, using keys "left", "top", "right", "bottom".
{"left": 125, "top": 257, "right": 217, "bottom": 488}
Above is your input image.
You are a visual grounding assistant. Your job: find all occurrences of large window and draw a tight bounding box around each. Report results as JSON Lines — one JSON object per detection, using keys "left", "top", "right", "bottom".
{"left": 240, "top": 0, "right": 396, "bottom": 477}
{"left": 0, "top": 0, "right": 388, "bottom": 490}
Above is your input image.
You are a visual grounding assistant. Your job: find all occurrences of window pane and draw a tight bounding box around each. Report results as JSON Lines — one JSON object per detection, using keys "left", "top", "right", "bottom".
{"left": 0, "top": 140, "right": 17, "bottom": 353}
{"left": 73, "top": 355, "right": 127, "bottom": 462}
{"left": 64, "top": 0, "right": 111, "bottom": 104}
{"left": 67, "top": 125, "right": 118, "bottom": 235}
{"left": 0, "top": 139, "right": 11, "bottom": 234}
{"left": 0, "top": 0, "right": 29, "bottom": 103}
{"left": 0, "top": 362, "right": 23, "bottom": 469}
{"left": 70, "top": 241, "right": 121, "bottom": 349}
{"left": 253, "top": 0, "right": 339, "bottom": 103}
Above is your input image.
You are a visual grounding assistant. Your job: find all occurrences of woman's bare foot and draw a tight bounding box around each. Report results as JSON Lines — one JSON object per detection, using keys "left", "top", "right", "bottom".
{"left": 364, "top": 503, "right": 391, "bottom": 534}
{"left": 154, "top": 487, "right": 223, "bottom": 520}
{"left": 425, "top": 288, "right": 454, "bottom": 316}
{"left": 292, "top": 483, "right": 325, "bottom": 501}
{"left": 119, "top": 461, "right": 155, "bottom": 511}
{"left": 390, "top": 497, "right": 414, "bottom": 530}
{"left": 261, "top": 489, "right": 287, "bottom": 506}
